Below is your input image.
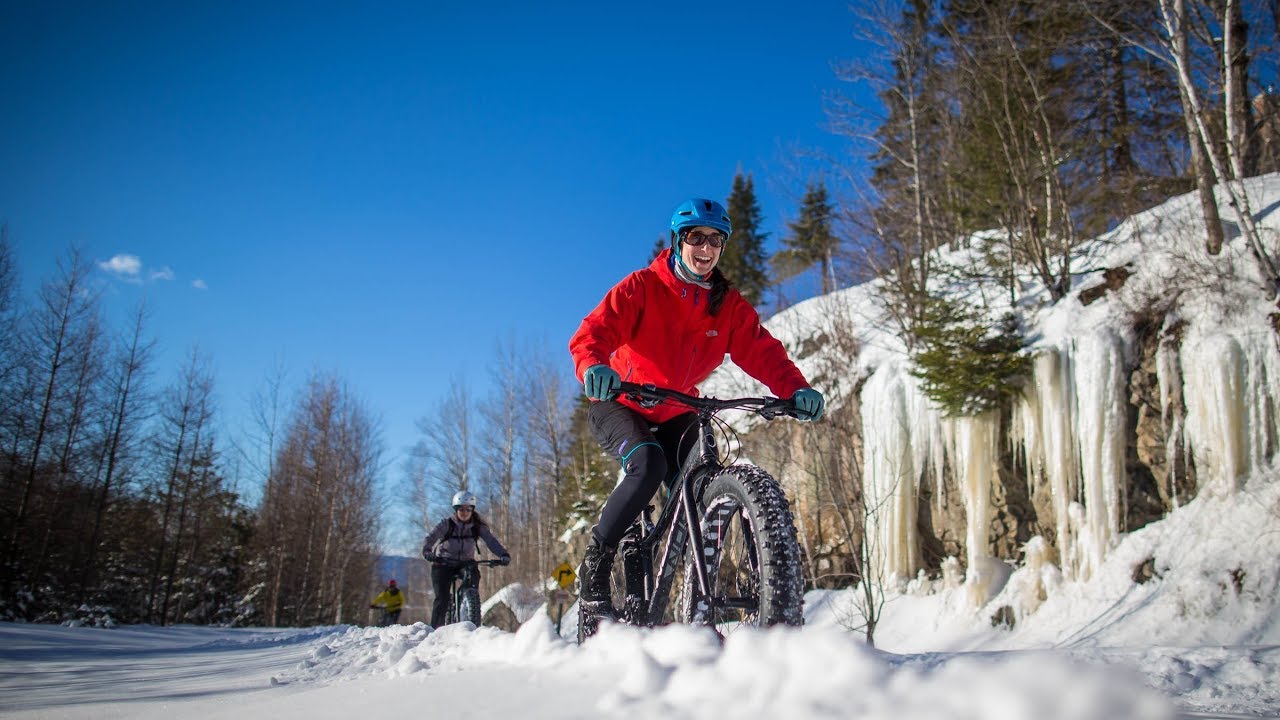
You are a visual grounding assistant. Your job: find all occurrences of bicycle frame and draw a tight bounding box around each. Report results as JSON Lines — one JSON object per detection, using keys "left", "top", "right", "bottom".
{"left": 446, "top": 565, "right": 475, "bottom": 624}
{"left": 613, "top": 381, "right": 794, "bottom": 627}
{"left": 441, "top": 559, "right": 500, "bottom": 625}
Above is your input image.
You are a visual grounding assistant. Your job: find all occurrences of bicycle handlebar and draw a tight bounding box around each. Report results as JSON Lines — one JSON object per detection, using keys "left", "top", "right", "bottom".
{"left": 431, "top": 558, "right": 505, "bottom": 568}
{"left": 615, "top": 381, "right": 798, "bottom": 420}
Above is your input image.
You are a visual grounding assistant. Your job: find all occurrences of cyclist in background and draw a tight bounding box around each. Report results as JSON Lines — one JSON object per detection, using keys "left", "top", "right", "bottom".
{"left": 567, "top": 197, "right": 825, "bottom": 633}
{"left": 421, "top": 491, "right": 511, "bottom": 627}
{"left": 369, "top": 578, "right": 405, "bottom": 626}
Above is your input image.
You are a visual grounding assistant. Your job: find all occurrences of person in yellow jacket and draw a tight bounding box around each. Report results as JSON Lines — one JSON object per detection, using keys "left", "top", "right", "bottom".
{"left": 369, "top": 579, "right": 405, "bottom": 626}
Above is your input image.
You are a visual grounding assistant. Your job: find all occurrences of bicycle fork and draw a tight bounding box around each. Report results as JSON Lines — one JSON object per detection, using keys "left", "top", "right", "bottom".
{"left": 682, "top": 475, "right": 723, "bottom": 622}
{"left": 682, "top": 420, "right": 724, "bottom": 622}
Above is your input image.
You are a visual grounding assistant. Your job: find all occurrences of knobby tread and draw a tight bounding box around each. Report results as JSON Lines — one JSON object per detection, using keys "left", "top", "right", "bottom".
{"left": 458, "top": 587, "right": 482, "bottom": 626}
{"left": 681, "top": 464, "right": 804, "bottom": 627}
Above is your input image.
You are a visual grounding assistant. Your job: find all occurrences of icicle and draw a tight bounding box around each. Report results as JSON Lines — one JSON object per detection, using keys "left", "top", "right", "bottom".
{"left": 903, "top": 373, "right": 947, "bottom": 518}
{"left": 1182, "top": 329, "right": 1280, "bottom": 491}
{"left": 860, "top": 363, "right": 922, "bottom": 582}
{"left": 1155, "top": 320, "right": 1183, "bottom": 509}
{"left": 1184, "top": 334, "right": 1243, "bottom": 490}
{"left": 1072, "top": 330, "right": 1127, "bottom": 582}
{"left": 1015, "top": 346, "right": 1082, "bottom": 579}
{"left": 1011, "top": 386, "right": 1042, "bottom": 500}
{"left": 952, "top": 412, "right": 1001, "bottom": 605}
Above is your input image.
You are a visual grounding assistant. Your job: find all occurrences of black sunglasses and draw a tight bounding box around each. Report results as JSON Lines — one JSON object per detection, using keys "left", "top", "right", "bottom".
{"left": 682, "top": 229, "right": 727, "bottom": 248}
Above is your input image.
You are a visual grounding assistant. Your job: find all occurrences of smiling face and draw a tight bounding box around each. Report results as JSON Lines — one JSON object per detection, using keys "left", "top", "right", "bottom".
{"left": 679, "top": 226, "right": 724, "bottom": 276}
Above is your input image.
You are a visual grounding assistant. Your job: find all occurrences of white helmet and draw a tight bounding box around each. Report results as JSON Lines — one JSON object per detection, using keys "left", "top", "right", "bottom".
{"left": 451, "top": 490, "right": 477, "bottom": 509}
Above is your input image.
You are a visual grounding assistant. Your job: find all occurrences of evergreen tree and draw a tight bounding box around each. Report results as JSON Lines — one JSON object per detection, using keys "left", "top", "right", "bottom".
{"left": 775, "top": 182, "right": 839, "bottom": 294}
{"left": 722, "top": 173, "right": 771, "bottom": 307}
{"left": 648, "top": 234, "right": 666, "bottom": 263}
{"left": 909, "top": 294, "right": 1030, "bottom": 417}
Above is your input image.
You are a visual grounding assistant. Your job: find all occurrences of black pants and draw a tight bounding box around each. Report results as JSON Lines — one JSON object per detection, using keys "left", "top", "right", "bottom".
{"left": 588, "top": 401, "right": 699, "bottom": 547}
{"left": 378, "top": 609, "right": 401, "bottom": 626}
{"left": 430, "top": 563, "right": 478, "bottom": 626}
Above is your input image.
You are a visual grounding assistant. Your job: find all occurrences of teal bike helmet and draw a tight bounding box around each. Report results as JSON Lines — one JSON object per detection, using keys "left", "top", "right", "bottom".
{"left": 670, "top": 198, "right": 731, "bottom": 244}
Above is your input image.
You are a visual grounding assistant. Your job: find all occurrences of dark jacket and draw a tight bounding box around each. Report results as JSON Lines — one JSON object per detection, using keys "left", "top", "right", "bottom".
{"left": 421, "top": 516, "right": 508, "bottom": 562}
{"left": 569, "top": 248, "right": 809, "bottom": 423}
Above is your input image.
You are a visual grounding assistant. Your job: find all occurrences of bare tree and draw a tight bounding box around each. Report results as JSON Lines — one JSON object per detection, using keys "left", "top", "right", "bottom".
{"left": 0, "top": 227, "right": 18, "bottom": 390}
{"left": 31, "top": 302, "right": 104, "bottom": 585}
{"left": 237, "top": 360, "right": 289, "bottom": 492}
{"left": 1090, "top": 0, "right": 1279, "bottom": 292}
{"left": 830, "top": 0, "right": 953, "bottom": 344}
{"left": 401, "top": 441, "right": 435, "bottom": 546}
{"left": 259, "top": 374, "right": 380, "bottom": 626}
{"left": 479, "top": 338, "right": 522, "bottom": 536}
{"left": 145, "top": 346, "right": 216, "bottom": 624}
{"left": 412, "top": 378, "right": 475, "bottom": 505}
{"left": 79, "top": 302, "right": 153, "bottom": 599}
{"left": 520, "top": 347, "right": 575, "bottom": 579}
{"left": 801, "top": 297, "right": 896, "bottom": 645}
{"left": 3, "top": 248, "right": 101, "bottom": 575}
{"left": 1159, "top": 0, "right": 1279, "bottom": 291}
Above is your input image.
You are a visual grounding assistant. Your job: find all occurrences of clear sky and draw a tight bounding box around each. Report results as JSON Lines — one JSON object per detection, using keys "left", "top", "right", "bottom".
{"left": 0, "top": 1, "right": 873, "bottom": 497}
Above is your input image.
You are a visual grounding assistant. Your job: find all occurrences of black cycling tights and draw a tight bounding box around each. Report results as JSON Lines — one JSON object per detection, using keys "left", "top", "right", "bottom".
{"left": 588, "top": 401, "right": 699, "bottom": 547}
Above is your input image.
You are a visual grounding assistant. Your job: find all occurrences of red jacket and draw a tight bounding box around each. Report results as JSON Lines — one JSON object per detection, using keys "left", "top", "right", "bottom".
{"left": 570, "top": 248, "right": 809, "bottom": 423}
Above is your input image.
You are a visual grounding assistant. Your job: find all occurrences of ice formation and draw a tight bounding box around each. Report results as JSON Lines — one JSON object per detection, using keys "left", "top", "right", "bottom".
{"left": 860, "top": 322, "right": 1279, "bottom": 597}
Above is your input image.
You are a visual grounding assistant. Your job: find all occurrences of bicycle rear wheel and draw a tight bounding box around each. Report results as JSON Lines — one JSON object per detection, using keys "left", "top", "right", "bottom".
{"left": 458, "top": 587, "right": 482, "bottom": 626}
{"left": 680, "top": 464, "right": 804, "bottom": 631}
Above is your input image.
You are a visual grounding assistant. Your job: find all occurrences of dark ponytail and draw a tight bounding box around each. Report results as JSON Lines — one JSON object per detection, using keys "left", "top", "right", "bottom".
{"left": 708, "top": 268, "right": 730, "bottom": 316}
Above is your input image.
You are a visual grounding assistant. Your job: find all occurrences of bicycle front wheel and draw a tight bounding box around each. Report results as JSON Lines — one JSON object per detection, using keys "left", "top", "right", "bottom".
{"left": 458, "top": 587, "right": 482, "bottom": 626}
{"left": 680, "top": 464, "right": 804, "bottom": 631}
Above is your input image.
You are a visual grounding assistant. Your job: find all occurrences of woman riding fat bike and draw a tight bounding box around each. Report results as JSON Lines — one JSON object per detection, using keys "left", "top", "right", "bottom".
{"left": 431, "top": 558, "right": 506, "bottom": 626}
{"left": 422, "top": 491, "right": 510, "bottom": 628}
{"left": 568, "top": 197, "right": 825, "bottom": 637}
{"left": 577, "top": 380, "right": 809, "bottom": 642}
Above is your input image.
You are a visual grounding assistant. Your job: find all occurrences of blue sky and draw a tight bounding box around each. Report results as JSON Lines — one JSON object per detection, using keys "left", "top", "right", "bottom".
{"left": 0, "top": 1, "right": 874, "bottom": 502}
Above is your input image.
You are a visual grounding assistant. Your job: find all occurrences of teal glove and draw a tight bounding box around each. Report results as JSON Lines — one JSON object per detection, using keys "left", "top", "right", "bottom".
{"left": 583, "top": 364, "right": 621, "bottom": 401}
{"left": 791, "top": 388, "right": 825, "bottom": 421}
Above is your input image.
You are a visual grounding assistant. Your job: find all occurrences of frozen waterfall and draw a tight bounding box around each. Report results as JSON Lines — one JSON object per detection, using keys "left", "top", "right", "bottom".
{"left": 860, "top": 321, "right": 1279, "bottom": 601}
{"left": 1180, "top": 328, "right": 1279, "bottom": 492}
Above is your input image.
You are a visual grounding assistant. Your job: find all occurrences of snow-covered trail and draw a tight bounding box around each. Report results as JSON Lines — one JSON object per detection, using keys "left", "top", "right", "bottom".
{"left": 11, "top": 616, "right": 1274, "bottom": 720}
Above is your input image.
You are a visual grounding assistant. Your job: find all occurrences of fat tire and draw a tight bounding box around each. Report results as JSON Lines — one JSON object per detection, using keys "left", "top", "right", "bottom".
{"left": 458, "top": 587, "right": 482, "bottom": 626}
{"left": 681, "top": 464, "right": 804, "bottom": 628}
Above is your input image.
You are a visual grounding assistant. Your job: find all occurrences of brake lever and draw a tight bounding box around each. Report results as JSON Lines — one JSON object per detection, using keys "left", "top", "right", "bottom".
{"left": 758, "top": 400, "right": 798, "bottom": 421}
{"left": 621, "top": 388, "right": 662, "bottom": 408}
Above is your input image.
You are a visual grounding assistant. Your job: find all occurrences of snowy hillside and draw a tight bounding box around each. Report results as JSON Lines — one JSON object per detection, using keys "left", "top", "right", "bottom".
{"left": 706, "top": 174, "right": 1280, "bottom": 646}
